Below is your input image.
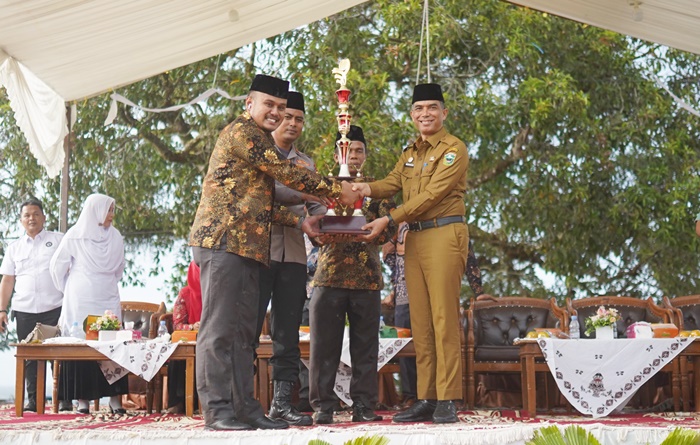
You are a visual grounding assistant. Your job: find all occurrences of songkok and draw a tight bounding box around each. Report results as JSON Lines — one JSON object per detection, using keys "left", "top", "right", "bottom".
{"left": 412, "top": 83, "right": 444, "bottom": 103}
{"left": 286, "top": 91, "right": 305, "bottom": 113}
{"left": 249, "top": 74, "right": 289, "bottom": 99}
{"left": 336, "top": 125, "right": 366, "bottom": 146}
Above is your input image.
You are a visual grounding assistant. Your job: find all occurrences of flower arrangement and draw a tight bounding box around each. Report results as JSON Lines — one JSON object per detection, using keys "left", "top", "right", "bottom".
{"left": 584, "top": 306, "right": 620, "bottom": 336}
{"left": 89, "top": 310, "right": 121, "bottom": 332}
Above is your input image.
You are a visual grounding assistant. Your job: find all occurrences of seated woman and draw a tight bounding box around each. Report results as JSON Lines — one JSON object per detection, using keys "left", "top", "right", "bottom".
{"left": 51, "top": 193, "right": 128, "bottom": 414}
{"left": 167, "top": 261, "right": 201, "bottom": 414}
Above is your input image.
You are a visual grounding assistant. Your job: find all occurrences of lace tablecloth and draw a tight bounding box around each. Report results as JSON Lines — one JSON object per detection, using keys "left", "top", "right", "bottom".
{"left": 86, "top": 339, "right": 179, "bottom": 384}
{"left": 303, "top": 336, "right": 412, "bottom": 406}
{"left": 538, "top": 337, "right": 692, "bottom": 417}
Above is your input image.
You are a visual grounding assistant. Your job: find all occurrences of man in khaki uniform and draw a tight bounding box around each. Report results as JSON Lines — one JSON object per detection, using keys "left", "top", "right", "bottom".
{"left": 353, "top": 83, "right": 468, "bottom": 424}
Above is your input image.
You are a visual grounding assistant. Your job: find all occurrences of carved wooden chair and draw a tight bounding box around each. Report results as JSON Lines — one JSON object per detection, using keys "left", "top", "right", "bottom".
{"left": 465, "top": 296, "right": 568, "bottom": 410}
{"left": 121, "top": 301, "right": 166, "bottom": 412}
{"left": 663, "top": 295, "right": 700, "bottom": 411}
{"left": 567, "top": 295, "right": 677, "bottom": 409}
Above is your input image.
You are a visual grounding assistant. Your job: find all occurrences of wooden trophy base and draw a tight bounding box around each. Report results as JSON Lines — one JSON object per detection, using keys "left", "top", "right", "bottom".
{"left": 319, "top": 215, "right": 370, "bottom": 234}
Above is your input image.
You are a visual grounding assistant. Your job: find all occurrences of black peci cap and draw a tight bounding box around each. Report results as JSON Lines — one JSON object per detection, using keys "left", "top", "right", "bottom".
{"left": 336, "top": 125, "right": 366, "bottom": 146}
{"left": 286, "top": 91, "right": 305, "bottom": 113}
{"left": 249, "top": 74, "right": 289, "bottom": 99}
{"left": 412, "top": 83, "right": 444, "bottom": 103}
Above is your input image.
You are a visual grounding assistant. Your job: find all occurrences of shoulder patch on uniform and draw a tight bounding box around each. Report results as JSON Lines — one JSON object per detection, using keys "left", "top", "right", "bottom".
{"left": 443, "top": 152, "right": 457, "bottom": 166}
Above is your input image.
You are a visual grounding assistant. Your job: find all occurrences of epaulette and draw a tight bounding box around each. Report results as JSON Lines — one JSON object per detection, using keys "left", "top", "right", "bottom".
{"left": 402, "top": 145, "right": 411, "bottom": 152}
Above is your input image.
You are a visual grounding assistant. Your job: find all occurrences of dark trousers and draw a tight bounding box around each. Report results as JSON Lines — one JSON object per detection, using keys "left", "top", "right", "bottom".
{"left": 394, "top": 304, "right": 417, "bottom": 400}
{"left": 297, "top": 297, "right": 311, "bottom": 406}
{"left": 309, "top": 286, "right": 380, "bottom": 411}
{"left": 15, "top": 307, "right": 62, "bottom": 402}
{"left": 193, "top": 246, "right": 263, "bottom": 424}
{"left": 256, "top": 261, "right": 307, "bottom": 382}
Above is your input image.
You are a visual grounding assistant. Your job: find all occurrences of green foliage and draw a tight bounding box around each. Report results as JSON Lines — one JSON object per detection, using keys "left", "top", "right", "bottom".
{"left": 307, "top": 435, "right": 389, "bottom": 445}
{"left": 2, "top": 0, "right": 700, "bottom": 303}
{"left": 527, "top": 425, "right": 601, "bottom": 445}
{"left": 659, "top": 428, "right": 700, "bottom": 445}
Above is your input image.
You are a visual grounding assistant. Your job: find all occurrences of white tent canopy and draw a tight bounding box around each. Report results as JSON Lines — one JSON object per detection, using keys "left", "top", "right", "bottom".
{"left": 1, "top": 0, "right": 699, "bottom": 179}
{"left": 0, "top": 0, "right": 367, "bottom": 177}
{"left": 506, "top": 0, "right": 700, "bottom": 56}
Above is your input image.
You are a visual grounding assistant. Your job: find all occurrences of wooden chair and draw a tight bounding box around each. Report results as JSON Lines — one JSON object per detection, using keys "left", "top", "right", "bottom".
{"left": 663, "top": 295, "right": 700, "bottom": 411}
{"left": 465, "top": 296, "right": 568, "bottom": 410}
{"left": 120, "top": 301, "right": 166, "bottom": 413}
{"left": 567, "top": 295, "right": 677, "bottom": 409}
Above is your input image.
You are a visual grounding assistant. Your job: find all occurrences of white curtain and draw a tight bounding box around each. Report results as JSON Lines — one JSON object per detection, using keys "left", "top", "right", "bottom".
{"left": 0, "top": 54, "right": 67, "bottom": 178}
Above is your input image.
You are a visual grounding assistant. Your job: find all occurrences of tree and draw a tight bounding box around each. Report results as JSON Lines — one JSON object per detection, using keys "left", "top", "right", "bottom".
{"left": 1, "top": 0, "right": 700, "bottom": 307}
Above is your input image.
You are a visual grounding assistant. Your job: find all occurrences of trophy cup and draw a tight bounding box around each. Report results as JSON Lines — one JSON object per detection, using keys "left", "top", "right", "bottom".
{"left": 319, "top": 59, "right": 369, "bottom": 234}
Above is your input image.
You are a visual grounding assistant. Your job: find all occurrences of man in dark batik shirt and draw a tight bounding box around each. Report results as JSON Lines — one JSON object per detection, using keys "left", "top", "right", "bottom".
{"left": 189, "top": 74, "right": 356, "bottom": 432}
{"left": 309, "top": 125, "right": 396, "bottom": 425}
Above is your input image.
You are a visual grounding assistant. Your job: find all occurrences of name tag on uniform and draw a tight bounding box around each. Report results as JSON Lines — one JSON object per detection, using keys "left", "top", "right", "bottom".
{"left": 404, "top": 156, "right": 414, "bottom": 167}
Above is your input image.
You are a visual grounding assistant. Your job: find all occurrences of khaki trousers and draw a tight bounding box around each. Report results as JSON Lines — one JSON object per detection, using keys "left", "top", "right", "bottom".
{"left": 404, "top": 222, "right": 468, "bottom": 400}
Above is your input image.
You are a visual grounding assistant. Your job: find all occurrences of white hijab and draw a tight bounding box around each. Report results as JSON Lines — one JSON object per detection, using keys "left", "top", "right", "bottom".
{"left": 64, "top": 193, "right": 124, "bottom": 274}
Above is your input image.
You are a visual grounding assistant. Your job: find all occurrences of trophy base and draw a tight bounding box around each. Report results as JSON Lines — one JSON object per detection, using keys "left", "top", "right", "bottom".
{"left": 319, "top": 215, "right": 370, "bottom": 234}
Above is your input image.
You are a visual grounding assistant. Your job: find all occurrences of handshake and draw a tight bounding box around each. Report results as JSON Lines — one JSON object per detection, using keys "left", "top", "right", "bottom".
{"left": 301, "top": 181, "right": 387, "bottom": 241}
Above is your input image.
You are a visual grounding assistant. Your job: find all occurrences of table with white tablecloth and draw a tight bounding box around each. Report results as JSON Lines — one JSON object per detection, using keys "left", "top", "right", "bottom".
{"left": 537, "top": 337, "right": 692, "bottom": 417}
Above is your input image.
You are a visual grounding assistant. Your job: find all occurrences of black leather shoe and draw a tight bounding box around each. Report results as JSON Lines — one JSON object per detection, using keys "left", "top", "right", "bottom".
{"left": 432, "top": 400, "right": 458, "bottom": 423}
{"left": 59, "top": 400, "right": 74, "bottom": 412}
{"left": 392, "top": 399, "right": 436, "bottom": 423}
{"left": 352, "top": 402, "right": 383, "bottom": 422}
{"left": 77, "top": 408, "right": 90, "bottom": 415}
{"left": 23, "top": 401, "right": 37, "bottom": 412}
{"left": 313, "top": 411, "right": 333, "bottom": 424}
{"left": 204, "top": 418, "right": 252, "bottom": 431}
{"left": 244, "top": 415, "right": 289, "bottom": 430}
{"left": 109, "top": 406, "right": 127, "bottom": 415}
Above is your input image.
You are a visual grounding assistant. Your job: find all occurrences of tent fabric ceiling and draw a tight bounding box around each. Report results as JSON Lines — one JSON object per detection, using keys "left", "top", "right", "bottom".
{"left": 505, "top": 0, "right": 700, "bottom": 56}
{"left": 0, "top": 0, "right": 367, "bottom": 102}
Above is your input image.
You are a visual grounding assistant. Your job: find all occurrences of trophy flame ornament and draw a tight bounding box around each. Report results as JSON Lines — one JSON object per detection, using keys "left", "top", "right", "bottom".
{"left": 320, "top": 59, "right": 369, "bottom": 233}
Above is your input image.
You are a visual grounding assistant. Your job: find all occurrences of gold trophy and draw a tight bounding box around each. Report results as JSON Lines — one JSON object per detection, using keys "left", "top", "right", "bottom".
{"left": 319, "top": 59, "right": 369, "bottom": 234}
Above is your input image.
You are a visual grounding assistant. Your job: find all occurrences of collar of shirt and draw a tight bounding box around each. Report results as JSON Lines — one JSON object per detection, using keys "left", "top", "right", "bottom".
{"left": 21, "top": 229, "right": 47, "bottom": 243}
{"left": 276, "top": 144, "right": 298, "bottom": 159}
{"left": 415, "top": 127, "right": 448, "bottom": 151}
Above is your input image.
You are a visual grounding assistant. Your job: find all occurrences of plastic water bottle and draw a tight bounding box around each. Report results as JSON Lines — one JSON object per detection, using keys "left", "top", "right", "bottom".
{"left": 69, "top": 322, "right": 84, "bottom": 339}
{"left": 378, "top": 316, "right": 386, "bottom": 338}
{"left": 157, "top": 320, "right": 168, "bottom": 338}
{"left": 569, "top": 315, "right": 580, "bottom": 340}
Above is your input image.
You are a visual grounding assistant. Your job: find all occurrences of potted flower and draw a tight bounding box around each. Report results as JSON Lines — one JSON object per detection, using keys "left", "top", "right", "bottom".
{"left": 89, "top": 310, "right": 122, "bottom": 341}
{"left": 584, "top": 306, "right": 620, "bottom": 339}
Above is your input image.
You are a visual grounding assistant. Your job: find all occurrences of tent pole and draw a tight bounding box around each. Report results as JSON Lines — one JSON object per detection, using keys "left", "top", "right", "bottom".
{"left": 59, "top": 105, "right": 71, "bottom": 233}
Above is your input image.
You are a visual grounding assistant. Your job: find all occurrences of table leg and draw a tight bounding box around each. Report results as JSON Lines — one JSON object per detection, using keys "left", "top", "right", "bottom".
{"left": 258, "top": 358, "right": 270, "bottom": 412}
{"left": 15, "top": 357, "right": 25, "bottom": 417}
{"left": 185, "top": 357, "right": 194, "bottom": 417}
{"left": 36, "top": 360, "right": 46, "bottom": 414}
{"left": 671, "top": 357, "right": 681, "bottom": 412}
{"left": 520, "top": 350, "right": 537, "bottom": 416}
{"left": 53, "top": 360, "right": 60, "bottom": 413}
{"left": 694, "top": 357, "right": 700, "bottom": 411}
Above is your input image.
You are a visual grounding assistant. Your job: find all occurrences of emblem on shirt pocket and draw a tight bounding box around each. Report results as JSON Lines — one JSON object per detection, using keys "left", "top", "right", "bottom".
{"left": 443, "top": 152, "right": 457, "bottom": 166}
{"left": 46, "top": 242, "right": 53, "bottom": 247}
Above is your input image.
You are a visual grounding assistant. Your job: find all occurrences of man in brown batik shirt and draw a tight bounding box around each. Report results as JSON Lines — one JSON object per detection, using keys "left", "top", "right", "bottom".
{"left": 309, "top": 125, "right": 396, "bottom": 425}
{"left": 189, "top": 74, "right": 355, "bottom": 431}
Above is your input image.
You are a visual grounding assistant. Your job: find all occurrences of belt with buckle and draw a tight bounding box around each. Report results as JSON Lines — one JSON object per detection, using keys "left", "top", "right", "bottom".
{"left": 408, "top": 215, "right": 466, "bottom": 232}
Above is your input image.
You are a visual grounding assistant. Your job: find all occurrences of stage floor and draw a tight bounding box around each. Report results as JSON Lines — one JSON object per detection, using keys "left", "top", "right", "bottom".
{"left": 1, "top": 404, "right": 699, "bottom": 445}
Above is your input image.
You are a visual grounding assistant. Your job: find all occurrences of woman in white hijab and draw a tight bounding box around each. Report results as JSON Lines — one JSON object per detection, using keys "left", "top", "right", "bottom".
{"left": 51, "top": 193, "right": 128, "bottom": 414}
